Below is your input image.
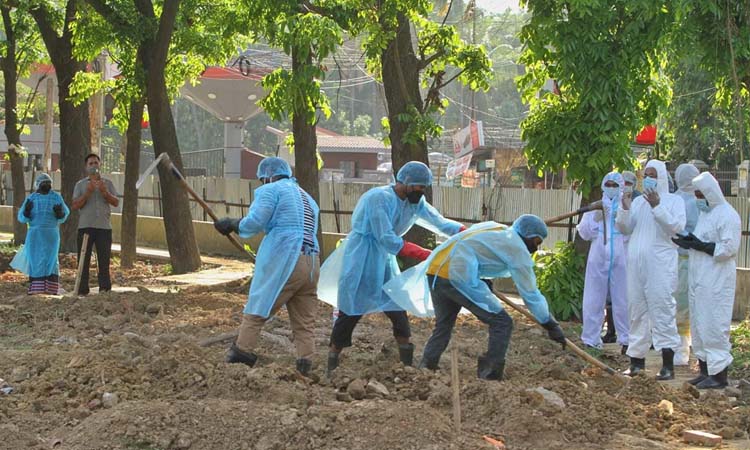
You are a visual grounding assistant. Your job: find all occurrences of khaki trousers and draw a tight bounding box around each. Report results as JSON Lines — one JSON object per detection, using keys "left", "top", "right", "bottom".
{"left": 236, "top": 253, "right": 320, "bottom": 359}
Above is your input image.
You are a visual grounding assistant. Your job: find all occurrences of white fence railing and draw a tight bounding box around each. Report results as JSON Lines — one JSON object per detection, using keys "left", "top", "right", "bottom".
{"left": 2, "top": 170, "right": 749, "bottom": 267}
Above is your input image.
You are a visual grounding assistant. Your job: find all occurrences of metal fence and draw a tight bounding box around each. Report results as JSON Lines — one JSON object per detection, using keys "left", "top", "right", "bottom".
{"left": 2, "top": 170, "right": 749, "bottom": 267}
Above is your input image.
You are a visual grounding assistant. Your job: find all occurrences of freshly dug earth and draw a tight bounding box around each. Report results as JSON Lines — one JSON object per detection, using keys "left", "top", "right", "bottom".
{"left": 1, "top": 267, "right": 749, "bottom": 449}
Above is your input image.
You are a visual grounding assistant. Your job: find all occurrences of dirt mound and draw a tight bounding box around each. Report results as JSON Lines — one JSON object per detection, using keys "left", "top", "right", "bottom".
{"left": 53, "top": 398, "right": 476, "bottom": 450}
{"left": 1, "top": 277, "right": 749, "bottom": 450}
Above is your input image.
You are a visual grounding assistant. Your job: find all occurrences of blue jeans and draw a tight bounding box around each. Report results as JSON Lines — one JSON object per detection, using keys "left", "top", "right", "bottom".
{"left": 422, "top": 276, "right": 513, "bottom": 367}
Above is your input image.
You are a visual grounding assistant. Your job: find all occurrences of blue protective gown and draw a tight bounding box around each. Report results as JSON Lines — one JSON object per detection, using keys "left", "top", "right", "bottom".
{"left": 383, "top": 221, "right": 551, "bottom": 324}
{"left": 239, "top": 178, "right": 319, "bottom": 318}
{"left": 318, "top": 185, "right": 462, "bottom": 315}
{"left": 13, "top": 191, "right": 69, "bottom": 277}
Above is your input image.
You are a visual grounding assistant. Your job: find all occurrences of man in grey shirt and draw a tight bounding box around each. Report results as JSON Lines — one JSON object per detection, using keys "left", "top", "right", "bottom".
{"left": 72, "top": 153, "right": 119, "bottom": 295}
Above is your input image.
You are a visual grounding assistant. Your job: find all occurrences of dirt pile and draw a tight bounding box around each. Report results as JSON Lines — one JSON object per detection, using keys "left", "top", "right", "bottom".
{"left": 1, "top": 267, "right": 749, "bottom": 450}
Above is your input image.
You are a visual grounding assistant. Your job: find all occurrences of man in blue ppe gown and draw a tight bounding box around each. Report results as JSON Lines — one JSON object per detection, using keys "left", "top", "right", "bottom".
{"left": 318, "top": 161, "right": 464, "bottom": 375}
{"left": 383, "top": 215, "right": 566, "bottom": 380}
{"left": 214, "top": 157, "right": 320, "bottom": 377}
{"left": 12, "top": 173, "right": 70, "bottom": 295}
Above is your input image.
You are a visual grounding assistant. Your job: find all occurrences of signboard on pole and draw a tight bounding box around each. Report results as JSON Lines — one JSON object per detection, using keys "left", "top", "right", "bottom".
{"left": 452, "top": 121, "right": 485, "bottom": 158}
{"left": 446, "top": 154, "right": 473, "bottom": 180}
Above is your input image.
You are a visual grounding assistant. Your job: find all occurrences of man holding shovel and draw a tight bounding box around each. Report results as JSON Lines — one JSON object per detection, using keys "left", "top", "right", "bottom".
{"left": 71, "top": 153, "right": 119, "bottom": 295}
{"left": 385, "top": 215, "right": 565, "bottom": 380}
{"left": 213, "top": 157, "right": 320, "bottom": 377}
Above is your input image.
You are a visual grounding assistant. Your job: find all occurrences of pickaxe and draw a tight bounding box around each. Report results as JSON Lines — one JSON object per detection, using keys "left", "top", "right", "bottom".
{"left": 136, "top": 152, "right": 255, "bottom": 261}
{"left": 544, "top": 200, "right": 607, "bottom": 245}
{"left": 543, "top": 200, "right": 603, "bottom": 225}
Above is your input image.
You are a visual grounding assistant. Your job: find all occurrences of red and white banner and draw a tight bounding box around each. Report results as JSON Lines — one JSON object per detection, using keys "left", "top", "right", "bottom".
{"left": 452, "top": 121, "right": 485, "bottom": 158}
{"left": 445, "top": 153, "right": 473, "bottom": 180}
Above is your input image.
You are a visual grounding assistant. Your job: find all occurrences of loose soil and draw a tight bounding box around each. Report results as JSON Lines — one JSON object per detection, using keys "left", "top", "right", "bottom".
{"left": 1, "top": 254, "right": 749, "bottom": 450}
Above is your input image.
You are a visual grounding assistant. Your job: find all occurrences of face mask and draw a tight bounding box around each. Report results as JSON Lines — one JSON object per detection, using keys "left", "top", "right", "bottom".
{"left": 406, "top": 189, "right": 424, "bottom": 204}
{"left": 523, "top": 237, "right": 539, "bottom": 254}
{"left": 623, "top": 185, "right": 633, "bottom": 194}
{"left": 87, "top": 166, "right": 100, "bottom": 176}
{"left": 696, "top": 198, "right": 710, "bottom": 212}
{"left": 603, "top": 187, "right": 619, "bottom": 199}
{"left": 38, "top": 183, "right": 51, "bottom": 194}
{"left": 642, "top": 177, "right": 657, "bottom": 191}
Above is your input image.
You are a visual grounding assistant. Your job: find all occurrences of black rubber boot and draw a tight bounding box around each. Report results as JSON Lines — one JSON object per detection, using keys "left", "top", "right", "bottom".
{"left": 326, "top": 351, "right": 340, "bottom": 377}
{"left": 477, "top": 355, "right": 505, "bottom": 381}
{"left": 399, "top": 343, "right": 415, "bottom": 366}
{"left": 626, "top": 357, "right": 645, "bottom": 376}
{"left": 602, "top": 304, "right": 617, "bottom": 343}
{"left": 656, "top": 348, "right": 675, "bottom": 381}
{"left": 296, "top": 358, "right": 312, "bottom": 377}
{"left": 696, "top": 366, "right": 729, "bottom": 390}
{"left": 620, "top": 345, "right": 628, "bottom": 356}
{"left": 688, "top": 360, "right": 709, "bottom": 385}
{"left": 225, "top": 344, "right": 257, "bottom": 367}
{"left": 418, "top": 357, "right": 439, "bottom": 370}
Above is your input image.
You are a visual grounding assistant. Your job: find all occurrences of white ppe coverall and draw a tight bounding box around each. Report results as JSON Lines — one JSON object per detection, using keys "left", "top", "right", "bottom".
{"left": 689, "top": 172, "right": 741, "bottom": 375}
{"left": 578, "top": 171, "right": 629, "bottom": 348}
{"left": 615, "top": 160, "right": 685, "bottom": 359}
{"left": 673, "top": 163, "right": 700, "bottom": 365}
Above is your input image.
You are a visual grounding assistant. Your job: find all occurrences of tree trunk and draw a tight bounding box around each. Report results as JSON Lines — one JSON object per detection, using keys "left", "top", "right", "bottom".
{"left": 30, "top": 2, "right": 91, "bottom": 252}
{"left": 381, "top": 12, "right": 428, "bottom": 174}
{"left": 1, "top": 6, "right": 27, "bottom": 245}
{"left": 291, "top": 45, "right": 323, "bottom": 245}
{"left": 145, "top": 62, "right": 201, "bottom": 274}
{"left": 120, "top": 99, "right": 145, "bottom": 268}
{"left": 381, "top": 12, "right": 433, "bottom": 252}
{"left": 57, "top": 65, "right": 91, "bottom": 252}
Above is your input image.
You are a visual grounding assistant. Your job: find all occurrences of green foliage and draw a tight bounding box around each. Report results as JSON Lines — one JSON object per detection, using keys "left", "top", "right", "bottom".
{"left": 533, "top": 241, "right": 585, "bottom": 321}
{"left": 517, "top": 0, "right": 673, "bottom": 195}
{"left": 245, "top": 1, "right": 346, "bottom": 126}
{"left": 730, "top": 319, "right": 750, "bottom": 378}
{"left": 667, "top": 0, "right": 750, "bottom": 163}
{"left": 72, "top": 0, "right": 249, "bottom": 134}
{"left": 355, "top": 0, "right": 492, "bottom": 146}
{"left": 0, "top": 3, "right": 48, "bottom": 131}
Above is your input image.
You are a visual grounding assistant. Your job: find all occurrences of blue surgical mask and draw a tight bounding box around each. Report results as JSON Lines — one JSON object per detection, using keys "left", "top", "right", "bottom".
{"left": 642, "top": 177, "right": 658, "bottom": 191}
{"left": 696, "top": 198, "right": 709, "bottom": 212}
{"left": 603, "top": 187, "right": 619, "bottom": 199}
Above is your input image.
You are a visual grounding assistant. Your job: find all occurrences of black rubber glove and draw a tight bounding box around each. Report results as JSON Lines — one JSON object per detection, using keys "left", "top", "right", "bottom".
{"left": 23, "top": 200, "right": 33, "bottom": 218}
{"left": 53, "top": 204, "right": 65, "bottom": 219}
{"left": 541, "top": 318, "right": 566, "bottom": 349}
{"left": 214, "top": 217, "right": 240, "bottom": 236}
{"left": 691, "top": 239, "right": 716, "bottom": 256}
{"left": 671, "top": 236, "right": 691, "bottom": 250}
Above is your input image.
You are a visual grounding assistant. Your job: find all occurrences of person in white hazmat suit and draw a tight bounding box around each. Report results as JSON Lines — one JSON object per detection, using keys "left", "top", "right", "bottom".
{"left": 672, "top": 172, "right": 740, "bottom": 389}
{"left": 578, "top": 172, "right": 629, "bottom": 352}
{"left": 672, "top": 163, "right": 701, "bottom": 365}
{"left": 615, "top": 160, "right": 685, "bottom": 380}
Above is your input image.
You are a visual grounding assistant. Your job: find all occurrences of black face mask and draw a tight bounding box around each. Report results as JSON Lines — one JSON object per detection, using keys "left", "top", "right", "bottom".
{"left": 523, "top": 237, "right": 539, "bottom": 254}
{"left": 406, "top": 189, "right": 424, "bottom": 204}
{"left": 38, "top": 183, "right": 51, "bottom": 194}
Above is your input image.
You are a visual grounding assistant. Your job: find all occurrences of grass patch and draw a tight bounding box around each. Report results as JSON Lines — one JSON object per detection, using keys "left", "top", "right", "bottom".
{"left": 731, "top": 319, "right": 750, "bottom": 379}
{"left": 0, "top": 242, "right": 20, "bottom": 254}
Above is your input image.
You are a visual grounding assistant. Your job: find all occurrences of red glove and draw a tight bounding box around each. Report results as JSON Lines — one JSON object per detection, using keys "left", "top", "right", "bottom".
{"left": 459, "top": 225, "right": 467, "bottom": 232}
{"left": 398, "top": 241, "right": 431, "bottom": 261}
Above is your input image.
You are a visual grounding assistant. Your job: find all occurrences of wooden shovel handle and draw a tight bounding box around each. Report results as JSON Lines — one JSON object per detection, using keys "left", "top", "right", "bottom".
{"left": 492, "top": 288, "right": 627, "bottom": 383}
{"left": 161, "top": 158, "right": 253, "bottom": 260}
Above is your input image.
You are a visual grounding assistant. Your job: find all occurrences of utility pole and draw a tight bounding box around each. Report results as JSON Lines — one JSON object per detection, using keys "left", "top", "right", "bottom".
{"left": 470, "top": 0, "right": 477, "bottom": 122}
{"left": 43, "top": 77, "right": 54, "bottom": 172}
{"left": 89, "top": 52, "right": 106, "bottom": 155}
